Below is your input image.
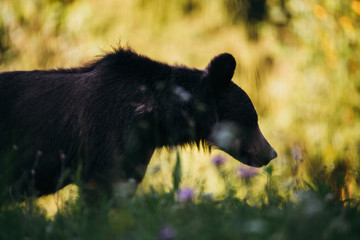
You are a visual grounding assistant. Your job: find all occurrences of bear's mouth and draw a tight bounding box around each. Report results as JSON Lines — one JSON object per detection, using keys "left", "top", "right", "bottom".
{"left": 238, "top": 151, "right": 270, "bottom": 168}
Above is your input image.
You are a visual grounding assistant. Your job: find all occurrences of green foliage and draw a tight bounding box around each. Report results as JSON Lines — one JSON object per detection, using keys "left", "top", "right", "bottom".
{"left": 1, "top": 181, "right": 360, "bottom": 240}
{"left": 172, "top": 151, "right": 182, "bottom": 192}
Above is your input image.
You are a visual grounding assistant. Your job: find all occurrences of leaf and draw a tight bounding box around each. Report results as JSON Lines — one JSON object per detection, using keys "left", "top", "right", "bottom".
{"left": 172, "top": 151, "right": 182, "bottom": 192}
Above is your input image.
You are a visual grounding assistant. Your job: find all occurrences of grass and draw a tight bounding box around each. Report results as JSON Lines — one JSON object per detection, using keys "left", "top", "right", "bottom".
{"left": 1, "top": 168, "right": 359, "bottom": 240}
{"left": 1, "top": 154, "right": 360, "bottom": 240}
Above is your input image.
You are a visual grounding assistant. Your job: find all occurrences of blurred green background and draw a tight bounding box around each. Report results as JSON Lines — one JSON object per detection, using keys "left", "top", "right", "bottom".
{"left": 1, "top": 0, "right": 360, "bottom": 214}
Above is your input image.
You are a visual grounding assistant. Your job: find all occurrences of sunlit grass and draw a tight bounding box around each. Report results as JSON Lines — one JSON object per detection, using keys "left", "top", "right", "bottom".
{"left": 36, "top": 184, "right": 79, "bottom": 218}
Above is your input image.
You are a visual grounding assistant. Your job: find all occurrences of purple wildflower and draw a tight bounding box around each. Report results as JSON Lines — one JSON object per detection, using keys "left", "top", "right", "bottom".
{"left": 177, "top": 187, "right": 195, "bottom": 202}
{"left": 291, "top": 146, "right": 303, "bottom": 162}
{"left": 236, "top": 167, "right": 258, "bottom": 179}
{"left": 159, "top": 226, "right": 177, "bottom": 240}
{"left": 212, "top": 155, "right": 226, "bottom": 166}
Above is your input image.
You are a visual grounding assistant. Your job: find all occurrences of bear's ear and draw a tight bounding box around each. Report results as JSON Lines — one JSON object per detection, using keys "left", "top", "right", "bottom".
{"left": 204, "top": 53, "right": 236, "bottom": 94}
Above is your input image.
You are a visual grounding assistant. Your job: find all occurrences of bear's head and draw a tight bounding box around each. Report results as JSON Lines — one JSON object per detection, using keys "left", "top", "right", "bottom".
{"left": 204, "top": 53, "right": 277, "bottom": 167}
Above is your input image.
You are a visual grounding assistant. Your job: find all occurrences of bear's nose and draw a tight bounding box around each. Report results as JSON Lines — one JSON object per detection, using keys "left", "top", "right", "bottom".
{"left": 269, "top": 147, "right": 277, "bottom": 160}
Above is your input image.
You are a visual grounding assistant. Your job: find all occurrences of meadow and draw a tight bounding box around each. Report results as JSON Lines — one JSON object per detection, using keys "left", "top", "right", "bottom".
{"left": 0, "top": 0, "right": 360, "bottom": 239}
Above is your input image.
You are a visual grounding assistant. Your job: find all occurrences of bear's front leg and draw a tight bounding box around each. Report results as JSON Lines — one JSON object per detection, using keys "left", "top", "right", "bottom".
{"left": 80, "top": 147, "right": 154, "bottom": 207}
{"left": 111, "top": 148, "right": 154, "bottom": 203}
{"left": 122, "top": 148, "right": 155, "bottom": 183}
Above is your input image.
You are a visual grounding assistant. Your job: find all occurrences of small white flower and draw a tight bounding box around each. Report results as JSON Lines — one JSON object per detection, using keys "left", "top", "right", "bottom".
{"left": 173, "top": 86, "right": 192, "bottom": 102}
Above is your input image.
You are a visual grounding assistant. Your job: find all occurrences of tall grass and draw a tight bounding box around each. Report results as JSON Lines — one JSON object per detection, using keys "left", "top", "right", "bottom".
{"left": 1, "top": 154, "right": 359, "bottom": 240}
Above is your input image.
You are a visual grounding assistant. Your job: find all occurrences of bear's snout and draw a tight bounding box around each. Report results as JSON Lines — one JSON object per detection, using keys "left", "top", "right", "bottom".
{"left": 244, "top": 127, "right": 277, "bottom": 167}
{"left": 269, "top": 147, "right": 278, "bottom": 160}
{"left": 253, "top": 146, "right": 277, "bottom": 167}
{"left": 210, "top": 122, "right": 277, "bottom": 167}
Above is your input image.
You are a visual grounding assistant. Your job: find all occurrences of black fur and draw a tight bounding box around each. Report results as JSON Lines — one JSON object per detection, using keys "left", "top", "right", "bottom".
{"left": 0, "top": 48, "right": 276, "bottom": 201}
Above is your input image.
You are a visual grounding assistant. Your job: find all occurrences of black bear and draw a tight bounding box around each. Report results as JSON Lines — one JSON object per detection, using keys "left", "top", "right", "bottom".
{"left": 0, "top": 48, "right": 277, "bottom": 202}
